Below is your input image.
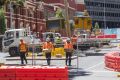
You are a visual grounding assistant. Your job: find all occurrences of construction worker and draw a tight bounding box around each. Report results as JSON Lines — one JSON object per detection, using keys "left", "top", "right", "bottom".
{"left": 55, "top": 35, "right": 62, "bottom": 44}
{"left": 42, "top": 38, "right": 54, "bottom": 65}
{"left": 19, "top": 39, "right": 28, "bottom": 65}
{"left": 64, "top": 38, "right": 74, "bottom": 66}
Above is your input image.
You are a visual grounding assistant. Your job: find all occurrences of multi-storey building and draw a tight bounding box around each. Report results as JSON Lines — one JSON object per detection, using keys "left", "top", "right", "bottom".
{"left": 4, "top": 0, "right": 46, "bottom": 37}
{"left": 84, "top": 0, "right": 120, "bottom": 28}
{"left": 3, "top": 0, "right": 76, "bottom": 37}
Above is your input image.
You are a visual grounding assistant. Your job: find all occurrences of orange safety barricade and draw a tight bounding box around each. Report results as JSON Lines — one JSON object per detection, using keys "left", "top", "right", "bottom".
{"left": 105, "top": 52, "right": 120, "bottom": 71}
{"left": 0, "top": 66, "right": 68, "bottom": 80}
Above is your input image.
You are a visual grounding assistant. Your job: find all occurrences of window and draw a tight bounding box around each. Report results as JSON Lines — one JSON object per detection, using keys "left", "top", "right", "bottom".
{"left": 4, "top": 31, "right": 14, "bottom": 40}
{"left": 108, "top": 13, "right": 110, "bottom": 16}
{"left": 101, "top": 3, "right": 104, "bottom": 7}
{"left": 119, "top": 13, "right": 120, "bottom": 17}
{"left": 115, "top": 4, "right": 118, "bottom": 8}
{"left": 119, "top": 5, "right": 120, "bottom": 8}
{"left": 24, "top": 31, "right": 27, "bottom": 36}
{"left": 111, "top": 4, "right": 114, "bottom": 8}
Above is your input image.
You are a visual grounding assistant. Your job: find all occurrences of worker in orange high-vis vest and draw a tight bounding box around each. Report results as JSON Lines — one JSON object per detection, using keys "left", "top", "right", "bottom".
{"left": 42, "top": 38, "right": 54, "bottom": 65}
{"left": 64, "top": 38, "right": 74, "bottom": 66}
{"left": 19, "top": 39, "right": 27, "bottom": 65}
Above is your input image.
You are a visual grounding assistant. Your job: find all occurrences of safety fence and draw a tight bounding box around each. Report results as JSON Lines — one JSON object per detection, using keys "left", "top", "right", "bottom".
{"left": 0, "top": 66, "right": 68, "bottom": 80}
{"left": 90, "top": 34, "right": 117, "bottom": 39}
{"left": 105, "top": 52, "right": 120, "bottom": 72}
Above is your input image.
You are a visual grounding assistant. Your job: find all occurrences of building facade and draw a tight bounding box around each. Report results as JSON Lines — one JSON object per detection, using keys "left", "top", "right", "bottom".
{"left": 84, "top": 0, "right": 120, "bottom": 28}
{"left": 5, "top": 0, "right": 46, "bottom": 37}
{"left": 3, "top": 0, "right": 76, "bottom": 37}
{"left": 43, "top": 0, "right": 76, "bottom": 36}
{"left": 75, "top": 0, "right": 86, "bottom": 12}
{"left": 44, "top": 0, "right": 76, "bottom": 19}
{"left": 76, "top": 4, "right": 86, "bottom": 12}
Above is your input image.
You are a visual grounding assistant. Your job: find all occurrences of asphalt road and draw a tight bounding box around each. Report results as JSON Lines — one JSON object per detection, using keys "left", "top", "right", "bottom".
{"left": 0, "top": 46, "right": 120, "bottom": 80}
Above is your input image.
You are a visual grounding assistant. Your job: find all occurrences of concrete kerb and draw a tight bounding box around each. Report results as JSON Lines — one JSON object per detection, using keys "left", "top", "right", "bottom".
{"left": 5, "top": 56, "right": 78, "bottom": 61}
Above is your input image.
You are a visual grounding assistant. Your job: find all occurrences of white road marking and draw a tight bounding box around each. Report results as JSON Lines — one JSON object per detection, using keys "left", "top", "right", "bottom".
{"left": 85, "top": 62, "right": 104, "bottom": 70}
{"left": 68, "top": 69, "right": 117, "bottom": 73}
{"left": 88, "top": 70, "right": 117, "bottom": 73}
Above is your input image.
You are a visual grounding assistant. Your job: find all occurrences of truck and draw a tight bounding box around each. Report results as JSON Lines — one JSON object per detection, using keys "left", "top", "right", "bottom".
{"left": 2, "top": 28, "right": 41, "bottom": 56}
{"left": 73, "top": 29, "right": 110, "bottom": 51}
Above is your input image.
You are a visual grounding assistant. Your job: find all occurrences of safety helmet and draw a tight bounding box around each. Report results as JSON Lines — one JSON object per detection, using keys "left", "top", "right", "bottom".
{"left": 46, "top": 38, "right": 50, "bottom": 42}
{"left": 66, "top": 38, "right": 71, "bottom": 42}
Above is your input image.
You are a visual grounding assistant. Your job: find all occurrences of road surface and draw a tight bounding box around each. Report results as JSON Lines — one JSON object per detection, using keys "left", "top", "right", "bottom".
{"left": 0, "top": 46, "right": 120, "bottom": 80}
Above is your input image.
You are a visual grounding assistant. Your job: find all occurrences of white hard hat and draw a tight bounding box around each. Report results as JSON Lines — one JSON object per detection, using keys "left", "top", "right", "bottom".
{"left": 46, "top": 38, "right": 50, "bottom": 42}
{"left": 66, "top": 38, "right": 71, "bottom": 42}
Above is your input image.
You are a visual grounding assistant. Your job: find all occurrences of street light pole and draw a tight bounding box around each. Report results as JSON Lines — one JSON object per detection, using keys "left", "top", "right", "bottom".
{"left": 10, "top": 1, "right": 14, "bottom": 29}
{"left": 104, "top": 0, "right": 106, "bottom": 29}
{"left": 64, "top": 0, "right": 71, "bottom": 37}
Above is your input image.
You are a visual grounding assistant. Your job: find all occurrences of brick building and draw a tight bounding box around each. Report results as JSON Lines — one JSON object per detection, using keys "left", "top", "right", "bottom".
{"left": 76, "top": 4, "right": 86, "bottom": 12}
{"left": 5, "top": 0, "right": 46, "bottom": 37}
{"left": 4, "top": 0, "right": 76, "bottom": 37}
{"left": 75, "top": 0, "right": 86, "bottom": 13}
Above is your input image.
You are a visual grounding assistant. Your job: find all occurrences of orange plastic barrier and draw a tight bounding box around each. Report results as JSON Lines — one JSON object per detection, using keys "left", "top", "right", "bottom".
{"left": 0, "top": 66, "right": 16, "bottom": 80}
{"left": 0, "top": 66, "right": 68, "bottom": 80}
{"left": 105, "top": 52, "right": 120, "bottom": 72}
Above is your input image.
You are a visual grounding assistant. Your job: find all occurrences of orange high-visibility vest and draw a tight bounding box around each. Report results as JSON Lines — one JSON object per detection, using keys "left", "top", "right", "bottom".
{"left": 42, "top": 42, "right": 53, "bottom": 49}
{"left": 64, "top": 42, "right": 73, "bottom": 49}
{"left": 19, "top": 42, "right": 27, "bottom": 52}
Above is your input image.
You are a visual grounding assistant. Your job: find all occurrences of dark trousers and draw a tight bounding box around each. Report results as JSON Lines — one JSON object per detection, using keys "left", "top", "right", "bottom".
{"left": 45, "top": 52, "right": 51, "bottom": 65}
{"left": 20, "top": 52, "right": 27, "bottom": 64}
{"left": 66, "top": 52, "right": 72, "bottom": 66}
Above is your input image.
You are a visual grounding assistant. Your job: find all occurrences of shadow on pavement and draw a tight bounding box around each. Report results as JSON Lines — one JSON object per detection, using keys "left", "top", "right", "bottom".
{"left": 86, "top": 53, "right": 105, "bottom": 56}
{"left": 68, "top": 67, "right": 92, "bottom": 80}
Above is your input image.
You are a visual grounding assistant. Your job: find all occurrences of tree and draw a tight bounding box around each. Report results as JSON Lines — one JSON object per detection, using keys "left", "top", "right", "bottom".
{"left": 55, "top": 8, "right": 64, "bottom": 18}
{"left": 0, "top": 8, "right": 6, "bottom": 34}
{"left": 94, "top": 22, "right": 100, "bottom": 35}
{"left": 94, "top": 22, "right": 99, "bottom": 29}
